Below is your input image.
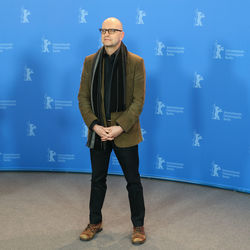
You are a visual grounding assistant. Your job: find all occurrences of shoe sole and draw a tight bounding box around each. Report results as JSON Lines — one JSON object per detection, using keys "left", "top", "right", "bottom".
{"left": 80, "top": 228, "right": 103, "bottom": 241}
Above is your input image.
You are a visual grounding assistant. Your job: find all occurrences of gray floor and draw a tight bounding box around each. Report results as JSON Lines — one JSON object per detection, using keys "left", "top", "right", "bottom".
{"left": 0, "top": 172, "right": 250, "bottom": 250}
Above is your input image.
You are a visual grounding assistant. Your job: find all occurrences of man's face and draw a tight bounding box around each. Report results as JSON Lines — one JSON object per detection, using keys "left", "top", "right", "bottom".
{"left": 101, "top": 19, "right": 124, "bottom": 48}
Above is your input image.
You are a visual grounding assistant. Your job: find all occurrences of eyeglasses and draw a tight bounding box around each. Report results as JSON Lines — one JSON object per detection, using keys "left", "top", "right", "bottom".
{"left": 99, "top": 28, "right": 123, "bottom": 34}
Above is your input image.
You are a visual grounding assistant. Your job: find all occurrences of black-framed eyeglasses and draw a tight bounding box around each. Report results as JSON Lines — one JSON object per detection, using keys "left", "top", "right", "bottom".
{"left": 99, "top": 28, "right": 123, "bottom": 34}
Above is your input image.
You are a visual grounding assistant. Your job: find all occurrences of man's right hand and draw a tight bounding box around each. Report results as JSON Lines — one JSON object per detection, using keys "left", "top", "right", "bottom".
{"left": 93, "top": 124, "right": 113, "bottom": 141}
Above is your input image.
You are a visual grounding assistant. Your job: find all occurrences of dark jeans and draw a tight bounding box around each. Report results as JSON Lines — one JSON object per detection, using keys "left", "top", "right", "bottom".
{"left": 89, "top": 141, "right": 145, "bottom": 227}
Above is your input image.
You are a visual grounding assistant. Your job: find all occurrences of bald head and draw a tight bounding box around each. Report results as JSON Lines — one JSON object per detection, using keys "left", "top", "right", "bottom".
{"left": 101, "top": 17, "right": 125, "bottom": 55}
{"left": 102, "top": 17, "right": 123, "bottom": 31}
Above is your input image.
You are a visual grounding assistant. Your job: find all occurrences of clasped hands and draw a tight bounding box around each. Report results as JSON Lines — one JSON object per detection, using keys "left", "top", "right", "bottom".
{"left": 93, "top": 124, "right": 124, "bottom": 141}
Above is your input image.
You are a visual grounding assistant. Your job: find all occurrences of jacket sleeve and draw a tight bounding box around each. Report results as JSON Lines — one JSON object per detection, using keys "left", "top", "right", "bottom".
{"left": 116, "top": 57, "right": 146, "bottom": 133}
{"left": 78, "top": 57, "right": 99, "bottom": 128}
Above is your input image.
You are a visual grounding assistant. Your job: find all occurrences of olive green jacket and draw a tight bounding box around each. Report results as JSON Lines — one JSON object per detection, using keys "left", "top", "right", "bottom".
{"left": 78, "top": 49, "right": 146, "bottom": 148}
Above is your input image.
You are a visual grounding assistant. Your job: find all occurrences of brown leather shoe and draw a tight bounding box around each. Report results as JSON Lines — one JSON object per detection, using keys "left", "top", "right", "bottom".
{"left": 131, "top": 226, "right": 146, "bottom": 245}
{"left": 79, "top": 222, "right": 102, "bottom": 241}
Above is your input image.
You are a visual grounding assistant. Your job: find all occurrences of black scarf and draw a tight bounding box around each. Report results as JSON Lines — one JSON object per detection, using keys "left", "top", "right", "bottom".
{"left": 87, "top": 42, "right": 127, "bottom": 149}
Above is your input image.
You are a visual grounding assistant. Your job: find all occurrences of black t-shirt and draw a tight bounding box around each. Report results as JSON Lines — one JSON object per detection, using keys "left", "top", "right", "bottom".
{"left": 103, "top": 48, "right": 119, "bottom": 120}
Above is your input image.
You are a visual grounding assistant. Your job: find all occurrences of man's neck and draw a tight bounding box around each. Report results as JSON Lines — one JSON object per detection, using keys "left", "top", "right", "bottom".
{"left": 104, "top": 43, "right": 121, "bottom": 56}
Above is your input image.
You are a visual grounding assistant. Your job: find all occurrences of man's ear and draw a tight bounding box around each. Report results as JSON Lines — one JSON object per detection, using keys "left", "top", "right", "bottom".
{"left": 120, "top": 32, "right": 125, "bottom": 41}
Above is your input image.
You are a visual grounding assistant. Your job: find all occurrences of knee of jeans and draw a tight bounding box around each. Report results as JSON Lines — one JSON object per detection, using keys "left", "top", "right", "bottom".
{"left": 126, "top": 182, "right": 143, "bottom": 192}
{"left": 91, "top": 175, "right": 107, "bottom": 185}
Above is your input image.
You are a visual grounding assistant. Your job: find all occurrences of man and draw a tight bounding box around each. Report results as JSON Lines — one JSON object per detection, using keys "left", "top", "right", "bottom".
{"left": 78, "top": 17, "right": 146, "bottom": 245}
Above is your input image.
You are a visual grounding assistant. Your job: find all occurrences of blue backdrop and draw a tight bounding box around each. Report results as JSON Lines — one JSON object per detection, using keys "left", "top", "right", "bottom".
{"left": 1, "top": 0, "right": 250, "bottom": 193}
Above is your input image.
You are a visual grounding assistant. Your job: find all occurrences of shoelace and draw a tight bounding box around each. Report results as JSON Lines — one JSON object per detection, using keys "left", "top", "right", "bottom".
{"left": 86, "top": 224, "right": 98, "bottom": 233}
